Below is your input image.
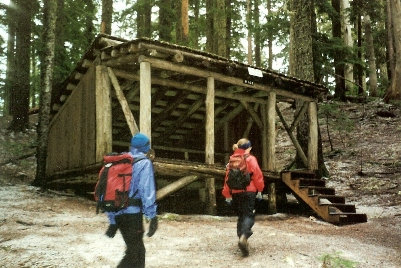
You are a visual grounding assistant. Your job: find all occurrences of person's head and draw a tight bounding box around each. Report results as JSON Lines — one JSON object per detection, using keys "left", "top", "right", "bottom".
{"left": 130, "top": 132, "right": 151, "bottom": 154}
{"left": 232, "top": 138, "right": 252, "bottom": 152}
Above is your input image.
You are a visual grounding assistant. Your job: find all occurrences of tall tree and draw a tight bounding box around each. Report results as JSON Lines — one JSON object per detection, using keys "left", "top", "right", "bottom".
{"left": 385, "top": 0, "right": 395, "bottom": 82}
{"left": 101, "top": 0, "right": 113, "bottom": 34}
{"left": 246, "top": 0, "right": 253, "bottom": 64}
{"left": 384, "top": 0, "right": 401, "bottom": 101}
{"left": 289, "top": 0, "right": 327, "bottom": 176}
{"left": 214, "top": 0, "right": 226, "bottom": 56}
{"left": 4, "top": 3, "right": 16, "bottom": 116}
{"left": 254, "top": 0, "right": 262, "bottom": 67}
{"left": 331, "top": 0, "right": 346, "bottom": 100}
{"left": 341, "top": 0, "right": 354, "bottom": 92}
{"left": 137, "top": 0, "right": 151, "bottom": 38}
{"left": 159, "top": 0, "right": 174, "bottom": 42}
{"left": 33, "top": 0, "right": 58, "bottom": 187}
{"left": 9, "top": 0, "right": 33, "bottom": 131}
{"left": 176, "top": 0, "right": 189, "bottom": 44}
{"left": 364, "top": 15, "right": 378, "bottom": 96}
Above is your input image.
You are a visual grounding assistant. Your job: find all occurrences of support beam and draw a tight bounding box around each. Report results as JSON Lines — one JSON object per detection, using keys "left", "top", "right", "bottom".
{"left": 290, "top": 102, "right": 308, "bottom": 133}
{"left": 156, "top": 175, "right": 199, "bottom": 201}
{"left": 240, "top": 101, "right": 263, "bottom": 129}
{"left": 107, "top": 67, "right": 139, "bottom": 135}
{"left": 308, "top": 102, "right": 318, "bottom": 170}
{"left": 139, "top": 60, "right": 152, "bottom": 138}
{"left": 266, "top": 92, "right": 276, "bottom": 171}
{"left": 95, "top": 65, "right": 112, "bottom": 162}
{"left": 276, "top": 104, "right": 308, "bottom": 167}
{"left": 113, "top": 69, "right": 267, "bottom": 104}
{"left": 136, "top": 55, "right": 315, "bottom": 102}
{"left": 205, "top": 76, "right": 216, "bottom": 215}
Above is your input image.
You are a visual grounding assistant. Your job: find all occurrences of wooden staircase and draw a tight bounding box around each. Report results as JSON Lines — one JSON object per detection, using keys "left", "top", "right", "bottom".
{"left": 281, "top": 170, "right": 367, "bottom": 225}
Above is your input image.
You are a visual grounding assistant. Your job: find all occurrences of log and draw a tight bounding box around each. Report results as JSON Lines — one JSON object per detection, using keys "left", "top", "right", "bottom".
{"left": 107, "top": 67, "right": 139, "bottom": 135}
{"left": 156, "top": 175, "right": 199, "bottom": 201}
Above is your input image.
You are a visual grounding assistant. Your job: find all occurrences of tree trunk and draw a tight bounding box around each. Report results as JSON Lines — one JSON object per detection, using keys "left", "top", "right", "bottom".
{"left": 289, "top": 0, "right": 327, "bottom": 176}
{"left": 384, "top": 0, "right": 401, "bottom": 101}
{"left": 254, "top": 0, "right": 261, "bottom": 67}
{"left": 137, "top": 0, "right": 152, "bottom": 38}
{"left": 364, "top": 15, "right": 378, "bottom": 97}
{"left": 9, "top": 0, "right": 32, "bottom": 132}
{"left": 214, "top": 0, "right": 226, "bottom": 56}
{"left": 385, "top": 0, "right": 395, "bottom": 81}
{"left": 101, "top": 0, "right": 113, "bottom": 34}
{"left": 159, "top": 0, "right": 173, "bottom": 42}
{"left": 4, "top": 3, "right": 16, "bottom": 116}
{"left": 356, "top": 12, "right": 364, "bottom": 95}
{"left": 267, "top": 0, "right": 273, "bottom": 69}
{"left": 205, "top": 0, "right": 214, "bottom": 53}
{"left": 341, "top": 0, "right": 354, "bottom": 92}
{"left": 332, "top": 0, "right": 346, "bottom": 101}
{"left": 225, "top": 0, "right": 232, "bottom": 58}
{"left": 246, "top": 0, "right": 253, "bottom": 65}
{"left": 181, "top": 0, "right": 189, "bottom": 43}
{"left": 33, "top": 0, "right": 58, "bottom": 187}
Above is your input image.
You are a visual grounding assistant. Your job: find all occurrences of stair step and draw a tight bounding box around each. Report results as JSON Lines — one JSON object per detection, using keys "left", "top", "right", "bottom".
{"left": 333, "top": 213, "right": 368, "bottom": 224}
{"left": 302, "top": 186, "right": 335, "bottom": 195}
{"left": 298, "top": 179, "right": 326, "bottom": 187}
{"left": 314, "top": 194, "right": 345, "bottom": 204}
{"left": 320, "top": 203, "right": 356, "bottom": 213}
{"left": 288, "top": 169, "right": 316, "bottom": 179}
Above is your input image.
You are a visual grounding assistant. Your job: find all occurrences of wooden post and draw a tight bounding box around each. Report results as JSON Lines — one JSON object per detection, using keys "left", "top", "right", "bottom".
{"left": 139, "top": 60, "right": 152, "bottom": 139}
{"left": 308, "top": 101, "right": 318, "bottom": 171}
{"left": 266, "top": 91, "right": 277, "bottom": 214}
{"left": 223, "top": 122, "right": 229, "bottom": 163}
{"left": 205, "top": 76, "right": 216, "bottom": 215}
{"left": 95, "top": 65, "right": 112, "bottom": 162}
{"left": 266, "top": 91, "right": 276, "bottom": 171}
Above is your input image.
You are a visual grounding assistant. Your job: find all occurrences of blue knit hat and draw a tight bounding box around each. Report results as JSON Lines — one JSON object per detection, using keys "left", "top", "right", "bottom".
{"left": 238, "top": 141, "right": 252, "bottom": 149}
{"left": 130, "top": 133, "right": 151, "bottom": 153}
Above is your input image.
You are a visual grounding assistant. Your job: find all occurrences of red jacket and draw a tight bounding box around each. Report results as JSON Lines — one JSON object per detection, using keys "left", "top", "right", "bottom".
{"left": 222, "top": 149, "right": 265, "bottom": 198}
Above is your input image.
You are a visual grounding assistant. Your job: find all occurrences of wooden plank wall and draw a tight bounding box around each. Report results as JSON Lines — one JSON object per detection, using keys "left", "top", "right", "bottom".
{"left": 46, "top": 66, "right": 97, "bottom": 176}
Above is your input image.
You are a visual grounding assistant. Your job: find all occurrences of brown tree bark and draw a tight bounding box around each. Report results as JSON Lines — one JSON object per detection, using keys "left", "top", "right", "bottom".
{"left": 101, "top": 0, "right": 113, "bottom": 34}
{"left": 384, "top": 0, "right": 401, "bottom": 101}
{"left": 33, "top": 0, "right": 58, "bottom": 187}
{"left": 137, "top": 0, "right": 152, "bottom": 38}
{"left": 4, "top": 3, "right": 16, "bottom": 116}
{"left": 9, "top": 0, "right": 33, "bottom": 132}
{"left": 159, "top": 0, "right": 173, "bottom": 42}
{"left": 364, "top": 15, "right": 378, "bottom": 97}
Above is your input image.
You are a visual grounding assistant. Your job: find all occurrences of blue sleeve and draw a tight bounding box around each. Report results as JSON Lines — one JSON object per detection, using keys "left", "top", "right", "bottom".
{"left": 107, "top": 212, "right": 116, "bottom": 225}
{"left": 136, "top": 159, "right": 157, "bottom": 219}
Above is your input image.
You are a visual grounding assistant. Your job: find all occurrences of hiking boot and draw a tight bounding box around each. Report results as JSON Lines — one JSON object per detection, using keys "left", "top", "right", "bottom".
{"left": 238, "top": 234, "right": 249, "bottom": 257}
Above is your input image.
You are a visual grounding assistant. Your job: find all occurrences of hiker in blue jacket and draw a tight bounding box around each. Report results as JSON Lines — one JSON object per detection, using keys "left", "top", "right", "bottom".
{"left": 105, "top": 133, "right": 158, "bottom": 268}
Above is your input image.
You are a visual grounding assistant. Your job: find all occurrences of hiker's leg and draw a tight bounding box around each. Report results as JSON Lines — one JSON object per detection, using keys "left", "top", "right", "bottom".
{"left": 238, "top": 192, "right": 256, "bottom": 238}
{"left": 232, "top": 193, "right": 243, "bottom": 237}
{"left": 116, "top": 213, "right": 145, "bottom": 268}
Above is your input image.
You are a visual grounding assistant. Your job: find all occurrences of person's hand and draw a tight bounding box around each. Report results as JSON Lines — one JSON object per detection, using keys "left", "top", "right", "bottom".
{"left": 256, "top": 192, "right": 263, "bottom": 201}
{"left": 105, "top": 224, "right": 118, "bottom": 238}
{"left": 147, "top": 217, "right": 158, "bottom": 237}
{"left": 225, "top": 198, "right": 232, "bottom": 206}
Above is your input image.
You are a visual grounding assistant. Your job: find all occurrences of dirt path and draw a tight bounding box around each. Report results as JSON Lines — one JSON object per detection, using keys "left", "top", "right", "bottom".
{"left": 0, "top": 183, "right": 400, "bottom": 268}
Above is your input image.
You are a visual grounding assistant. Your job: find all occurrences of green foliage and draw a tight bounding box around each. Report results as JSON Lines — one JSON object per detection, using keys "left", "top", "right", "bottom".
{"left": 319, "top": 102, "right": 354, "bottom": 134}
{"left": 320, "top": 252, "right": 359, "bottom": 268}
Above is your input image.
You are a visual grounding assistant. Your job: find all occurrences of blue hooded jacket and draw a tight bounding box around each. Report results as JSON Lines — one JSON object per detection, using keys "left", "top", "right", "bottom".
{"left": 106, "top": 146, "right": 157, "bottom": 224}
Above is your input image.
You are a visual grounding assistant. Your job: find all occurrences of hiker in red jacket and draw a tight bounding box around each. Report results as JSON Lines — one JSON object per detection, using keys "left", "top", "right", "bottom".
{"left": 222, "top": 138, "right": 264, "bottom": 257}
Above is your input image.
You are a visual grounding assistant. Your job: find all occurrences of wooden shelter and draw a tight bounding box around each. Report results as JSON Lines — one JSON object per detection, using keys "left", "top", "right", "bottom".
{"left": 45, "top": 34, "right": 366, "bottom": 224}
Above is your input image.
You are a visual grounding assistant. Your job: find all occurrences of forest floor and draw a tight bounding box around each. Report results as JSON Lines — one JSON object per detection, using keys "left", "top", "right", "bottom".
{"left": 0, "top": 100, "right": 400, "bottom": 268}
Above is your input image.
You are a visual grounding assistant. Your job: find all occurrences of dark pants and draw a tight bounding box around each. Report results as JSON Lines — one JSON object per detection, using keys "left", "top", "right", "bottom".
{"left": 232, "top": 192, "right": 256, "bottom": 238}
{"left": 115, "top": 213, "right": 145, "bottom": 268}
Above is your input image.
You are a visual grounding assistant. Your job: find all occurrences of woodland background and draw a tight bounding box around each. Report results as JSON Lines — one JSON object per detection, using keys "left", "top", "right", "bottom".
{"left": 0, "top": 0, "right": 400, "bottom": 183}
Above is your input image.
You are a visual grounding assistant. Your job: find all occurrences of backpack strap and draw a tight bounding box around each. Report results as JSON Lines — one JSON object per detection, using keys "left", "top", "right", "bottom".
{"left": 127, "top": 156, "right": 148, "bottom": 207}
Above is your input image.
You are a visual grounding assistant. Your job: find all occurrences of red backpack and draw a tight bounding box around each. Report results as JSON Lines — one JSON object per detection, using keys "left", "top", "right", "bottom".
{"left": 226, "top": 153, "right": 251, "bottom": 190}
{"left": 94, "top": 153, "right": 144, "bottom": 213}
